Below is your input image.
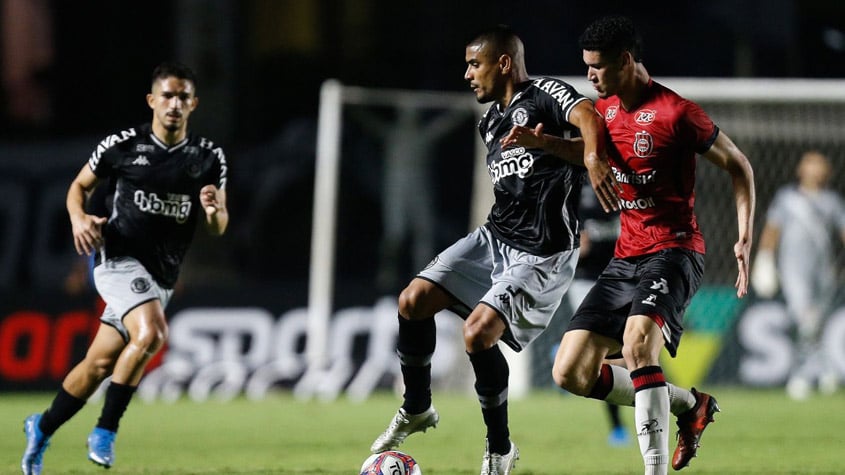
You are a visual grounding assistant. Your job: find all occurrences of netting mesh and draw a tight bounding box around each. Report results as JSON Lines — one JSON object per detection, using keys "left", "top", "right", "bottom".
{"left": 694, "top": 101, "right": 845, "bottom": 285}
{"left": 318, "top": 80, "right": 845, "bottom": 394}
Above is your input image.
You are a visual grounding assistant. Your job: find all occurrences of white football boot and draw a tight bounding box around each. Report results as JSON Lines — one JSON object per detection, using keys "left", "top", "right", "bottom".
{"left": 370, "top": 406, "right": 439, "bottom": 453}
{"left": 480, "top": 439, "right": 519, "bottom": 475}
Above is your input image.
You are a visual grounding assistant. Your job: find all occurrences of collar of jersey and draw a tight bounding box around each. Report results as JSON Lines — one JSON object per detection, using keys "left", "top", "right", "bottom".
{"left": 496, "top": 84, "right": 530, "bottom": 113}
{"left": 150, "top": 133, "right": 190, "bottom": 153}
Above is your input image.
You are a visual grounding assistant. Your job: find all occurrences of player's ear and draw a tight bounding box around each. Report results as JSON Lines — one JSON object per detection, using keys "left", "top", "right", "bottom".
{"left": 146, "top": 93, "right": 155, "bottom": 110}
{"left": 190, "top": 95, "right": 199, "bottom": 111}
{"left": 499, "top": 54, "right": 512, "bottom": 74}
{"left": 620, "top": 50, "right": 634, "bottom": 68}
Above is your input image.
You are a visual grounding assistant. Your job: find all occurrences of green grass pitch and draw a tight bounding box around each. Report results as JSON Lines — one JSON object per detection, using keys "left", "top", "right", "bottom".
{"left": 2, "top": 387, "right": 843, "bottom": 474}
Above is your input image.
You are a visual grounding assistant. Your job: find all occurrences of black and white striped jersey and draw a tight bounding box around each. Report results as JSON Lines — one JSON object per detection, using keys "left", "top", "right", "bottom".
{"left": 478, "top": 77, "right": 588, "bottom": 255}
{"left": 88, "top": 123, "right": 227, "bottom": 288}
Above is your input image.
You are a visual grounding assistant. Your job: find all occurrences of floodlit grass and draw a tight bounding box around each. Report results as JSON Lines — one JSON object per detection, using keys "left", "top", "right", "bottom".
{"left": 2, "top": 387, "right": 843, "bottom": 474}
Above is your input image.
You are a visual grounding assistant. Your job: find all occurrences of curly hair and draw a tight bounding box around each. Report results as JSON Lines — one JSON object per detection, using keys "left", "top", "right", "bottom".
{"left": 578, "top": 16, "right": 643, "bottom": 62}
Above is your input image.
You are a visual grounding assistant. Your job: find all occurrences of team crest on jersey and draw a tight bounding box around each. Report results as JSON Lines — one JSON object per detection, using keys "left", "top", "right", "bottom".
{"left": 634, "top": 131, "right": 653, "bottom": 157}
{"left": 131, "top": 277, "right": 151, "bottom": 293}
{"left": 635, "top": 109, "right": 657, "bottom": 125}
{"left": 184, "top": 156, "right": 203, "bottom": 178}
{"left": 511, "top": 107, "right": 529, "bottom": 127}
{"left": 605, "top": 106, "right": 618, "bottom": 123}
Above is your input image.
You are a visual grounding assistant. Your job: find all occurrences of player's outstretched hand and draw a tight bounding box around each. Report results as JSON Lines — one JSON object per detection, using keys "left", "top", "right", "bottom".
{"left": 734, "top": 237, "right": 752, "bottom": 298}
{"left": 71, "top": 214, "right": 107, "bottom": 256}
{"left": 585, "top": 153, "right": 621, "bottom": 212}
{"left": 501, "top": 123, "right": 546, "bottom": 148}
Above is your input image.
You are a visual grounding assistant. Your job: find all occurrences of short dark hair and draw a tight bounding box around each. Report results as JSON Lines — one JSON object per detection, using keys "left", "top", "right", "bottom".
{"left": 468, "top": 24, "right": 521, "bottom": 59}
{"left": 579, "top": 16, "right": 643, "bottom": 62}
{"left": 151, "top": 61, "right": 198, "bottom": 89}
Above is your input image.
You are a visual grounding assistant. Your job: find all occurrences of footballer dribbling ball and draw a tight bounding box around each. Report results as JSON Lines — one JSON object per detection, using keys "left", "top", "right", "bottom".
{"left": 360, "top": 451, "right": 421, "bottom": 475}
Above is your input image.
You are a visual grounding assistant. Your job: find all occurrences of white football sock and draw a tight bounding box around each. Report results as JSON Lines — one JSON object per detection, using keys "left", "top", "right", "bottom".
{"left": 605, "top": 365, "right": 696, "bottom": 415}
{"left": 635, "top": 385, "right": 669, "bottom": 475}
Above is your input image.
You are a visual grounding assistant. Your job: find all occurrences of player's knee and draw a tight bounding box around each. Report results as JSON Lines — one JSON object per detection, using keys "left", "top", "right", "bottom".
{"left": 462, "top": 320, "right": 494, "bottom": 352}
{"left": 551, "top": 361, "right": 591, "bottom": 396}
{"left": 397, "top": 287, "right": 418, "bottom": 318}
{"left": 398, "top": 283, "right": 439, "bottom": 320}
{"left": 132, "top": 319, "right": 169, "bottom": 354}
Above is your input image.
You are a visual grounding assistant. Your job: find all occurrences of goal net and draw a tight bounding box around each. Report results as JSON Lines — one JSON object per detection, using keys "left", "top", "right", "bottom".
{"left": 302, "top": 78, "right": 845, "bottom": 401}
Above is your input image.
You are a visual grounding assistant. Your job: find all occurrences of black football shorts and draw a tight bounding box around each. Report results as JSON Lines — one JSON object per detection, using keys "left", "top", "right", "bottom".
{"left": 566, "top": 247, "right": 704, "bottom": 357}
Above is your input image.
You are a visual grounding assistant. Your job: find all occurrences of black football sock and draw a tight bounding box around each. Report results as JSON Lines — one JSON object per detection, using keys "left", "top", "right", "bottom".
{"left": 397, "top": 315, "right": 436, "bottom": 414}
{"left": 469, "top": 345, "right": 510, "bottom": 455}
{"left": 38, "top": 388, "right": 86, "bottom": 436}
{"left": 96, "top": 382, "right": 137, "bottom": 433}
{"left": 607, "top": 402, "right": 623, "bottom": 429}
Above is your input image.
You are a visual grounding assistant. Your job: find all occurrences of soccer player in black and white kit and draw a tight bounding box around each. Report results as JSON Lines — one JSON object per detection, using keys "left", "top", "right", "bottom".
{"left": 21, "top": 62, "right": 228, "bottom": 474}
{"left": 752, "top": 150, "right": 845, "bottom": 400}
{"left": 370, "top": 25, "right": 607, "bottom": 475}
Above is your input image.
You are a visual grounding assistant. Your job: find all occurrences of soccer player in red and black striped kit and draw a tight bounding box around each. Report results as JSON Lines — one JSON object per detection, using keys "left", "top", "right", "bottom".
{"left": 504, "top": 16, "right": 755, "bottom": 474}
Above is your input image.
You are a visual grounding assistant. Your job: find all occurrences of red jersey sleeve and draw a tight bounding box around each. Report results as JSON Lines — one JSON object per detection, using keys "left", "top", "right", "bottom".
{"left": 678, "top": 99, "right": 719, "bottom": 155}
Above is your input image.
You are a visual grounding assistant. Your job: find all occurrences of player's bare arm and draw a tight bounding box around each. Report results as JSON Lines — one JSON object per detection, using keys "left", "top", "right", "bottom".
{"left": 511, "top": 100, "right": 619, "bottom": 212}
{"left": 200, "top": 185, "right": 228, "bottom": 236}
{"left": 500, "top": 123, "right": 585, "bottom": 163}
{"left": 702, "top": 130, "right": 756, "bottom": 297}
{"left": 66, "top": 165, "right": 107, "bottom": 256}
{"left": 568, "top": 100, "right": 620, "bottom": 212}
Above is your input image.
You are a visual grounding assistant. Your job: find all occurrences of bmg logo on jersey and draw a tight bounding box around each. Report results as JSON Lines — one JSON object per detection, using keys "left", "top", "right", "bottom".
{"left": 134, "top": 190, "right": 192, "bottom": 223}
{"left": 489, "top": 146, "right": 534, "bottom": 184}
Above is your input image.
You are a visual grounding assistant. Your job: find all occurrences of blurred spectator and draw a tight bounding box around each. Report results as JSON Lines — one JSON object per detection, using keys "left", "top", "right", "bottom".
{"left": 1, "top": 0, "right": 53, "bottom": 128}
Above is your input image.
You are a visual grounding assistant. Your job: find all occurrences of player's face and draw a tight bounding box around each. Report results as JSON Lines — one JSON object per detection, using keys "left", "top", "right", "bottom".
{"left": 147, "top": 77, "right": 198, "bottom": 132}
{"left": 465, "top": 43, "right": 504, "bottom": 104}
{"left": 583, "top": 50, "right": 624, "bottom": 99}
{"left": 797, "top": 152, "right": 832, "bottom": 189}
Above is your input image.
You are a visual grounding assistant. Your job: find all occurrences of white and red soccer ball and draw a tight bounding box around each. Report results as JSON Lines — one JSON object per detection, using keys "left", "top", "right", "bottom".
{"left": 360, "top": 451, "right": 421, "bottom": 475}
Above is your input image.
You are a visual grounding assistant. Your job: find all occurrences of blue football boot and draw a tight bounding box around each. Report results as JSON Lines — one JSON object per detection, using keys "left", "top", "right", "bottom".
{"left": 87, "top": 427, "right": 117, "bottom": 468}
{"left": 21, "top": 414, "right": 51, "bottom": 475}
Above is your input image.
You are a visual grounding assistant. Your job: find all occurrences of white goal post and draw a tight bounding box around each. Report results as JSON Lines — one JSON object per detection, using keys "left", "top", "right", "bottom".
{"left": 308, "top": 77, "right": 845, "bottom": 398}
{"left": 307, "top": 79, "right": 486, "bottom": 369}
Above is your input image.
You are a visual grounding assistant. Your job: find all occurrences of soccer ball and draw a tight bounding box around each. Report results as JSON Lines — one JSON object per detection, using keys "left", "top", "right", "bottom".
{"left": 360, "top": 451, "right": 421, "bottom": 475}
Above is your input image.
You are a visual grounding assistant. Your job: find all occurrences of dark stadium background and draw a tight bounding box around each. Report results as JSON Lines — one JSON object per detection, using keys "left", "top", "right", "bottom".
{"left": 1, "top": 0, "right": 844, "bottom": 392}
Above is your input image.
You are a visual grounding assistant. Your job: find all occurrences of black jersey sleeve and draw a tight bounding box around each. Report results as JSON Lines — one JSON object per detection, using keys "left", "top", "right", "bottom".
{"left": 87, "top": 127, "right": 138, "bottom": 178}
{"left": 213, "top": 147, "right": 228, "bottom": 190}
{"left": 529, "top": 77, "right": 590, "bottom": 135}
{"left": 195, "top": 135, "right": 228, "bottom": 190}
